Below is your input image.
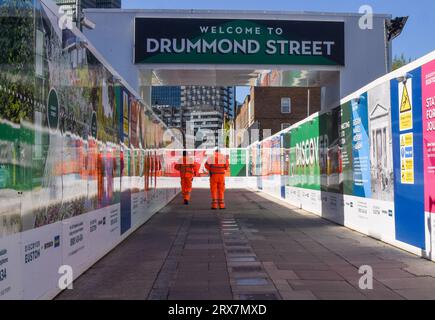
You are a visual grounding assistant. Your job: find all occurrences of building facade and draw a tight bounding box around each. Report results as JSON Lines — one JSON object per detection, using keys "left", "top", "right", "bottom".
{"left": 235, "top": 87, "right": 321, "bottom": 146}
{"left": 151, "top": 86, "right": 234, "bottom": 147}
{"left": 182, "top": 86, "right": 235, "bottom": 119}
{"left": 183, "top": 106, "right": 225, "bottom": 148}
{"left": 95, "top": 0, "right": 121, "bottom": 8}
{"left": 151, "top": 86, "right": 181, "bottom": 127}
{"left": 55, "top": 0, "right": 120, "bottom": 19}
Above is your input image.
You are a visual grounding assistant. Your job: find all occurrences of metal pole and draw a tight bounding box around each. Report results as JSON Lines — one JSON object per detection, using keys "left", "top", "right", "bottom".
{"left": 307, "top": 89, "right": 311, "bottom": 117}
{"left": 75, "top": 0, "right": 82, "bottom": 30}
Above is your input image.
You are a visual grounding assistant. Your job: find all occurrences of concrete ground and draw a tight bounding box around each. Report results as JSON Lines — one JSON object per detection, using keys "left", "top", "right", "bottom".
{"left": 57, "top": 189, "right": 435, "bottom": 300}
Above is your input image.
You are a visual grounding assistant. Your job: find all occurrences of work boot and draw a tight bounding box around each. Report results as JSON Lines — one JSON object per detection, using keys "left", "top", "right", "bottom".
{"left": 211, "top": 199, "right": 218, "bottom": 210}
{"left": 218, "top": 199, "right": 225, "bottom": 209}
{"left": 184, "top": 200, "right": 189, "bottom": 205}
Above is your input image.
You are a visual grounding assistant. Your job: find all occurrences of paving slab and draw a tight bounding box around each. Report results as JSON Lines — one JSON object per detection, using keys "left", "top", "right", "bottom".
{"left": 56, "top": 189, "right": 435, "bottom": 300}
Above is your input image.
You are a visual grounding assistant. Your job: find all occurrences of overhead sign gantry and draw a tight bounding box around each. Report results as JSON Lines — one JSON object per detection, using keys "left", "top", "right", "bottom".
{"left": 134, "top": 18, "right": 345, "bottom": 66}
{"left": 84, "top": 9, "right": 394, "bottom": 108}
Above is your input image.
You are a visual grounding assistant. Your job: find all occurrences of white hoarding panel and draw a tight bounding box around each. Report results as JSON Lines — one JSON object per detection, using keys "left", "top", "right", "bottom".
{"left": 131, "top": 192, "right": 143, "bottom": 228}
{"left": 107, "top": 204, "right": 121, "bottom": 247}
{"left": 22, "top": 222, "right": 62, "bottom": 299}
{"left": 0, "top": 234, "right": 22, "bottom": 299}
{"left": 367, "top": 199, "right": 395, "bottom": 242}
{"left": 87, "top": 207, "right": 110, "bottom": 260}
{"left": 62, "top": 215, "right": 90, "bottom": 278}
{"left": 300, "top": 189, "right": 322, "bottom": 216}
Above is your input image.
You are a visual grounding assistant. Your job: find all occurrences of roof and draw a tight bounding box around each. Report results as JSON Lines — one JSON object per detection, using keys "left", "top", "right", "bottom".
{"left": 84, "top": 8, "right": 391, "bottom": 19}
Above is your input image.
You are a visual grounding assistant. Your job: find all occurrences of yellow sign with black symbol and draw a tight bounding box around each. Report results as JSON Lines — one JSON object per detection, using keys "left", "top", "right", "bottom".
{"left": 400, "top": 132, "right": 414, "bottom": 184}
{"left": 400, "top": 83, "right": 412, "bottom": 112}
{"left": 399, "top": 81, "right": 413, "bottom": 131}
{"left": 400, "top": 133, "right": 413, "bottom": 147}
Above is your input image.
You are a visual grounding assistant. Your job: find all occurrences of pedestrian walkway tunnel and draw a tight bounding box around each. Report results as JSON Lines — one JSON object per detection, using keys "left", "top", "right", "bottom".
{"left": 1, "top": 0, "right": 435, "bottom": 300}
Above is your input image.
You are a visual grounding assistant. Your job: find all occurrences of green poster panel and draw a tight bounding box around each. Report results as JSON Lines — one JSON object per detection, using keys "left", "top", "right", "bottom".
{"left": 282, "top": 131, "right": 291, "bottom": 179}
{"left": 289, "top": 117, "right": 320, "bottom": 190}
{"left": 230, "top": 149, "right": 247, "bottom": 177}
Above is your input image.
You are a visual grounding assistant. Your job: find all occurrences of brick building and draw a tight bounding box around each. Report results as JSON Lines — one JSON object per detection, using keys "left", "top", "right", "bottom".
{"left": 235, "top": 87, "right": 321, "bottom": 146}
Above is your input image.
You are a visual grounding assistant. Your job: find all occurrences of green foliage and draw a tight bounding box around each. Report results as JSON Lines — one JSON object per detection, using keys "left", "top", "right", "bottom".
{"left": 0, "top": 79, "right": 34, "bottom": 122}
{"left": 223, "top": 118, "right": 232, "bottom": 147}
{"left": 0, "top": 0, "right": 35, "bottom": 123}
{"left": 392, "top": 53, "right": 413, "bottom": 71}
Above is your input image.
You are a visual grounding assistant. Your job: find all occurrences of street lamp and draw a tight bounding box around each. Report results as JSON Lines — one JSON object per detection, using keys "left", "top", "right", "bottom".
{"left": 74, "top": 0, "right": 81, "bottom": 30}
{"left": 74, "top": 0, "right": 96, "bottom": 31}
{"left": 396, "top": 73, "right": 413, "bottom": 83}
{"left": 386, "top": 17, "right": 408, "bottom": 41}
{"left": 167, "top": 127, "right": 186, "bottom": 149}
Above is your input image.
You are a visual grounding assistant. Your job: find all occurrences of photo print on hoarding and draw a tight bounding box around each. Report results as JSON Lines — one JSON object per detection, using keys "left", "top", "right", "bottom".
{"left": 368, "top": 82, "right": 394, "bottom": 201}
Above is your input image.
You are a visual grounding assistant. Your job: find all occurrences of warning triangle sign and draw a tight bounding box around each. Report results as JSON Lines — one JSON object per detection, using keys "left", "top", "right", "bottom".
{"left": 400, "top": 84, "right": 412, "bottom": 113}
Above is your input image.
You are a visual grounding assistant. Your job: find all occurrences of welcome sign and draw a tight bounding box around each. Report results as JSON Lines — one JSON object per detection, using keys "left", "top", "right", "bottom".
{"left": 134, "top": 18, "right": 345, "bottom": 65}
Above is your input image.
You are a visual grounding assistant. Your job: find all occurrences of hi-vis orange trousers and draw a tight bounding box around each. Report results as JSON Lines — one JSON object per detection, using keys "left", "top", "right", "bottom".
{"left": 210, "top": 173, "right": 226, "bottom": 209}
{"left": 181, "top": 177, "right": 193, "bottom": 201}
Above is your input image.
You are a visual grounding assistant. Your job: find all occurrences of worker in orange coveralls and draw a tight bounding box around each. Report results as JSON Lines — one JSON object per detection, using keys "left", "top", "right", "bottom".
{"left": 97, "top": 148, "right": 104, "bottom": 208}
{"left": 174, "top": 151, "right": 199, "bottom": 205}
{"left": 205, "top": 148, "right": 229, "bottom": 210}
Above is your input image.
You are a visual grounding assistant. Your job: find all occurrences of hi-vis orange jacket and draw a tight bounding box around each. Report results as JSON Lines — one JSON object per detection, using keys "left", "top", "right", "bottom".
{"left": 205, "top": 152, "right": 229, "bottom": 175}
{"left": 174, "top": 156, "right": 200, "bottom": 179}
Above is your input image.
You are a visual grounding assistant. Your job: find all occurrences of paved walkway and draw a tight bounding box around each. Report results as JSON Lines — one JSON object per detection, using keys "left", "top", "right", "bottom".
{"left": 57, "top": 189, "right": 435, "bottom": 300}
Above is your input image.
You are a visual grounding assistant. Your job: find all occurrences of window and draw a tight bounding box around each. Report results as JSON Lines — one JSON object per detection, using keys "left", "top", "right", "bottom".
{"left": 281, "top": 123, "right": 291, "bottom": 131}
{"left": 281, "top": 97, "right": 291, "bottom": 113}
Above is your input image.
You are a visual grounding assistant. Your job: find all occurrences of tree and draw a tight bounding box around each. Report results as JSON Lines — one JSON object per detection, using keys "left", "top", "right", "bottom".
{"left": 392, "top": 53, "right": 412, "bottom": 71}
{"left": 222, "top": 117, "right": 234, "bottom": 148}
{"left": 0, "top": 0, "right": 35, "bottom": 123}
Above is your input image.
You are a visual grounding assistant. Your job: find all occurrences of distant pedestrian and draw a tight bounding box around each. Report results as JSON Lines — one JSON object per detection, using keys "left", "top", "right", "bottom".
{"left": 174, "top": 150, "right": 199, "bottom": 205}
{"left": 205, "top": 148, "right": 229, "bottom": 210}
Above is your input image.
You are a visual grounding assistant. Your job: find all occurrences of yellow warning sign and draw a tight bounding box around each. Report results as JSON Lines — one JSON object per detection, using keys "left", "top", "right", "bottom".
{"left": 400, "top": 112, "right": 413, "bottom": 131}
{"left": 400, "top": 83, "right": 412, "bottom": 113}
{"left": 404, "top": 158, "right": 413, "bottom": 170}
{"left": 400, "top": 132, "right": 414, "bottom": 184}
{"left": 399, "top": 80, "right": 413, "bottom": 132}
{"left": 402, "top": 170, "right": 414, "bottom": 184}
{"left": 400, "top": 132, "right": 413, "bottom": 146}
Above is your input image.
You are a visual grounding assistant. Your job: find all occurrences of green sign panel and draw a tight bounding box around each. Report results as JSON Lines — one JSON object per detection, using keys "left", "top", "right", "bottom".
{"left": 135, "top": 18, "right": 344, "bottom": 66}
{"left": 47, "top": 88, "right": 59, "bottom": 130}
{"left": 230, "top": 149, "right": 247, "bottom": 177}
{"left": 289, "top": 117, "right": 321, "bottom": 190}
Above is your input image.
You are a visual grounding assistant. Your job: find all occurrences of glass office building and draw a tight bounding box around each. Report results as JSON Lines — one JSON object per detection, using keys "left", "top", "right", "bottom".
{"left": 54, "top": 0, "right": 121, "bottom": 19}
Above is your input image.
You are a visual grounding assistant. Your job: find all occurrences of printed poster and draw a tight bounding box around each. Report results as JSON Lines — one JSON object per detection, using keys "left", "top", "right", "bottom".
{"left": 423, "top": 60, "right": 435, "bottom": 213}
{"left": 400, "top": 132, "right": 415, "bottom": 184}
{"left": 351, "top": 94, "right": 371, "bottom": 197}
{"left": 368, "top": 82, "right": 394, "bottom": 201}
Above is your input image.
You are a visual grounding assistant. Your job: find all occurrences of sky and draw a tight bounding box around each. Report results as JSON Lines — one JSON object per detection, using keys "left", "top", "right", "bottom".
{"left": 123, "top": 0, "right": 434, "bottom": 102}
{"left": 123, "top": 0, "right": 434, "bottom": 59}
